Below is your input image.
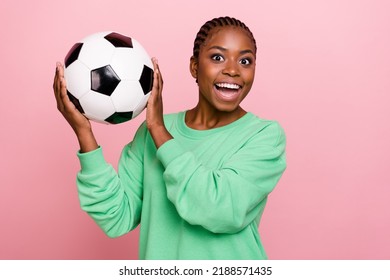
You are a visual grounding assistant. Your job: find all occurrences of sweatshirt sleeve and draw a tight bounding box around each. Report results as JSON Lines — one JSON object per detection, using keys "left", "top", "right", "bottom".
{"left": 156, "top": 121, "right": 286, "bottom": 234}
{"left": 76, "top": 123, "right": 147, "bottom": 238}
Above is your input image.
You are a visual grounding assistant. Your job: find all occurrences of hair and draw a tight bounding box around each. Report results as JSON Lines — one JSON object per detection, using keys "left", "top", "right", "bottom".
{"left": 192, "top": 16, "right": 257, "bottom": 59}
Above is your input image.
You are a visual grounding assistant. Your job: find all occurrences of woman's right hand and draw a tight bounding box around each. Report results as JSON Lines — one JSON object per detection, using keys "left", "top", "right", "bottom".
{"left": 53, "top": 62, "right": 98, "bottom": 152}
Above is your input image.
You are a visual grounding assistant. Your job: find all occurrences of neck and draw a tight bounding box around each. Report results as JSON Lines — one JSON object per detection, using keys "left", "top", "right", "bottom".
{"left": 185, "top": 104, "right": 246, "bottom": 130}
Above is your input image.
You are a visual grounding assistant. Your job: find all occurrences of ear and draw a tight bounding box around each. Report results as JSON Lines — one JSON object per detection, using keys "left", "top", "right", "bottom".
{"left": 189, "top": 56, "right": 198, "bottom": 80}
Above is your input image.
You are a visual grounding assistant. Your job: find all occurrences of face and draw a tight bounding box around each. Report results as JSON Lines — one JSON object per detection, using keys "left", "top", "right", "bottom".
{"left": 190, "top": 26, "right": 256, "bottom": 114}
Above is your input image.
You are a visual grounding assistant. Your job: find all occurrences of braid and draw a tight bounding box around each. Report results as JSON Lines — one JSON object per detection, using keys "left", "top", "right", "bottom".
{"left": 192, "top": 16, "right": 257, "bottom": 59}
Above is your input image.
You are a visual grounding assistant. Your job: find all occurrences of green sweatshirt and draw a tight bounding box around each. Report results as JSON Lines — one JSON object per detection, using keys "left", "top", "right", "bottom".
{"left": 77, "top": 111, "right": 286, "bottom": 259}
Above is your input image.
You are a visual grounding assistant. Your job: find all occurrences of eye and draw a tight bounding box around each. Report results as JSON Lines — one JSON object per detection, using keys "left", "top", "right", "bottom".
{"left": 211, "top": 54, "right": 224, "bottom": 62}
{"left": 240, "top": 58, "right": 252, "bottom": 65}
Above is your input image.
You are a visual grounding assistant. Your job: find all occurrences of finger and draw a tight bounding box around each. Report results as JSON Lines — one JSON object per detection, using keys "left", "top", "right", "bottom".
{"left": 55, "top": 62, "right": 72, "bottom": 113}
{"left": 151, "top": 58, "right": 161, "bottom": 94}
{"left": 53, "top": 63, "right": 60, "bottom": 92}
{"left": 156, "top": 63, "right": 163, "bottom": 92}
{"left": 54, "top": 63, "right": 64, "bottom": 89}
{"left": 59, "top": 77, "right": 73, "bottom": 110}
{"left": 54, "top": 63, "right": 65, "bottom": 111}
{"left": 153, "top": 58, "right": 164, "bottom": 93}
{"left": 57, "top": 62, "right": 65, "bottom": 79}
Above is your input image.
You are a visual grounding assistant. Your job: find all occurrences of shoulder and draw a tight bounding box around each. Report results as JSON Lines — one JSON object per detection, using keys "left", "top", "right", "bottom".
{"left": 245, "top": 113, "right": 286, "bottom": 149}
{"left": 162, "top": 111, "right": 183, "bottom": 130}
{"left": 132, "top": 112, "right": 181, "bottom": 135}
{"left": 163, "top": 111, "right": 182, "bottom": 122}
{"left": 130, "top": 112, "right": 182, "bottom": 143}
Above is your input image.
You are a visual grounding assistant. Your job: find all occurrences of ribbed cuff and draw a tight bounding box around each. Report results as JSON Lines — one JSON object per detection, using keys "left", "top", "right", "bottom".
{"left": 77, "top": 146, "right": 108, "bottom": 173}
{"left": 156, "top": 139, "right": 186, "bottom": 168}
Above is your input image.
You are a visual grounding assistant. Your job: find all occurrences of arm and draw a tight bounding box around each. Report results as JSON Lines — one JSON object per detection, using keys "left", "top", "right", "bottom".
{"left": 54, "top": 61, "right": 144, "bottom": 237}
{"left": 157, "top": 122, "right": 287, "bottom": 234}
{"left": 76, "top": 124, "right": 147, "bottom": 237}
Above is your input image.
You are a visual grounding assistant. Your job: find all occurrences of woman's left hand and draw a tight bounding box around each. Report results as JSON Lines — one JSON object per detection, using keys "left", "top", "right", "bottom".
{"left": 146, "top": 58, "right": 173, "bottom": 148}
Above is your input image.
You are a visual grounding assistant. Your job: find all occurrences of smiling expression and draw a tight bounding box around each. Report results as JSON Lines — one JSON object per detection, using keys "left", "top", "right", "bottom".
{"left": 190, "top": 26, "right": 256, "bottom": 114}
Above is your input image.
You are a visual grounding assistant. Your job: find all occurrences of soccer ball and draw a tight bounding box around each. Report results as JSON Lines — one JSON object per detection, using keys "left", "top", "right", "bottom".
{"left": 64, "top": 31, "right": 154, "bottom": 124}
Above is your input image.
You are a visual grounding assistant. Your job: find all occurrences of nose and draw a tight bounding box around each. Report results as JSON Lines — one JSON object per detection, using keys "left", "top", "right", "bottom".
{"left": 222, "top": 60, "right": 239, "bottom": 77}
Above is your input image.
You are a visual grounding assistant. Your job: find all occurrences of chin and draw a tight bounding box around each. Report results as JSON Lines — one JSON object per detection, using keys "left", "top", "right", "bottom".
{"left": 213, "top": 102, "right": 242, "bottom": 113}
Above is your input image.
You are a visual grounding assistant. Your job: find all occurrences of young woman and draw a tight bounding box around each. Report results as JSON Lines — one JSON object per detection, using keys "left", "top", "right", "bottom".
{"left": 53, "top": 16, "right": 286, "bottom": 260}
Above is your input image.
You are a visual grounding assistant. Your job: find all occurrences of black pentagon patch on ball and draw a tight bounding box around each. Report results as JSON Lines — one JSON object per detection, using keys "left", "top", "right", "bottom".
{"left": 139, "top": 65, "right": 154, "bottom": 95}
{"left": 104, "top": 32, "right": 133, "bottom": 48}
{"left": 64, "top": 43, "right": 83, "bottom": 67}
{"left": 91, "top": 65, "right": 121, "bottom": 96}
{"left": 105, "top": 111, "right": 134, "bottom": 124}
{"left": 67, "top": 91, "right": 84, "bottom": 114}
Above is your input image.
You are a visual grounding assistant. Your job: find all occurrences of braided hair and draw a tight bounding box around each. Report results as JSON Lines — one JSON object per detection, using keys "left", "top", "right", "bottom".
{"left": 192, "top": 16, "right": 257, "bottom": 59}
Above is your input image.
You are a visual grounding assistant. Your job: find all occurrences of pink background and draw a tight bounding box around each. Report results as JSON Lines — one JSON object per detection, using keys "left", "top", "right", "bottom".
{"left": 1, "top": 0, "right": 389, "bottom": 259}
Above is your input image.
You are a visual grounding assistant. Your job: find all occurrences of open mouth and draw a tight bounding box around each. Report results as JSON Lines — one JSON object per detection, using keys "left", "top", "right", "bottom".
{"left": 215, "top": 83, "right": 241, "bottom": 90}
{"left": 214, "top": 83, "right": 242, "bottom": 101}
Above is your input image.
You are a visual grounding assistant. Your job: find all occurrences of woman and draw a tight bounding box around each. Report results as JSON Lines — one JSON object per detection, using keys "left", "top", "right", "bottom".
{"left": 53, "top": 16, "right": 286, "bottom": 259}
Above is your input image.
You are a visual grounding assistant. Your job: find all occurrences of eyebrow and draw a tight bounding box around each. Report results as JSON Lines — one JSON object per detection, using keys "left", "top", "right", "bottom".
{"left": 207, "top": 46, "right": 255, "bottom": 55}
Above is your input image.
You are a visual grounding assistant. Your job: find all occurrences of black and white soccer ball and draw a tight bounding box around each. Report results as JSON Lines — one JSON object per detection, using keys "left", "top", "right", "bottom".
{"left": 64, "top": 31, "right": 153, "bottom": 124}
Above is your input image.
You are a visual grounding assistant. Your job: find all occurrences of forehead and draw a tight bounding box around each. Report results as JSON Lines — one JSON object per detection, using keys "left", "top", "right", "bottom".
{"left": 202, "top": 26, "right": 255, "bottom": 51}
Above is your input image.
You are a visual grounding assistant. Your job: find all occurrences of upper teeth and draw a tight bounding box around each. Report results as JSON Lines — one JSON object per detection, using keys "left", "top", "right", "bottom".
{"left": 216, "top": 83, "right": 240, "bottom": 89}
